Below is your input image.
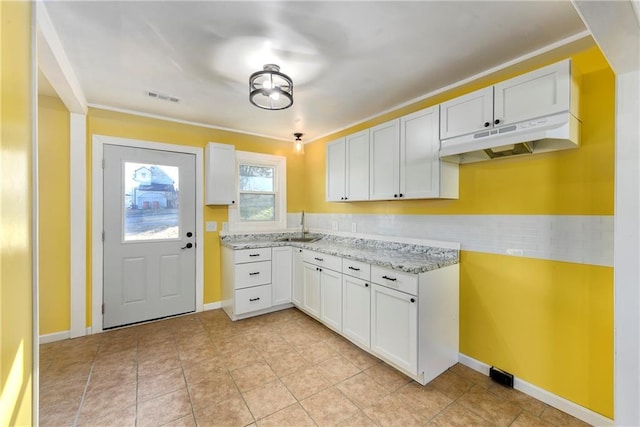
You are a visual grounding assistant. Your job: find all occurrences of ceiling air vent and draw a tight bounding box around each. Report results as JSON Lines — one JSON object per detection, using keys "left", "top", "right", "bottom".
{"left": 146, "top": 90, "right": 180, "bottom": 103}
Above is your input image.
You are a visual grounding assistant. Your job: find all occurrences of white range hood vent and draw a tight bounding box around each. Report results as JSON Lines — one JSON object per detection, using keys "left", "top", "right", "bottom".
{"left": 439, "top": 112, "right": 580, "bottom": 164}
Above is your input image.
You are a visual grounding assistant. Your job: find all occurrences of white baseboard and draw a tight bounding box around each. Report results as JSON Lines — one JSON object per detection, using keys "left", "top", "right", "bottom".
{"left": 203, "top": 301, "right": 222, "bottom": 311}
{"left": 40, "top": 327, "right": 93, "bottom": 343}
{"left": 458, "top": 353, "right": 614, "bottom": 426}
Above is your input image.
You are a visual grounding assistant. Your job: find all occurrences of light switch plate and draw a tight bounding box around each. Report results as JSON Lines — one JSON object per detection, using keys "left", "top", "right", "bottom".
{"left": 206, "top": 221, "right": 217, "bottom": 232}
{"left": 351, "top": 222, "right": 357, "bottom": 233}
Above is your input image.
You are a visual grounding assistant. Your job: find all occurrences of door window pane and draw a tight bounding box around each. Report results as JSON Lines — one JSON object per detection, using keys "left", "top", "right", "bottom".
{"left": 124, "top": 162, "right": 179, "bottom": 241}
{"left": 239, "top": 194, "right": 276, "bottom": 221}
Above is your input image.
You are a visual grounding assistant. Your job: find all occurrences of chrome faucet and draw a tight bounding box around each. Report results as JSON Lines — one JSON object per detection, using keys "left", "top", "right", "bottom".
{"left": 300, "top": 210, "right": 306, "bottom": 238}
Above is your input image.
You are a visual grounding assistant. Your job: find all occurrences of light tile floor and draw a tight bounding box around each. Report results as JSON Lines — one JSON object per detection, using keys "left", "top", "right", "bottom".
{"left": 40, "top": 308, "right": 591, "bottom": 426}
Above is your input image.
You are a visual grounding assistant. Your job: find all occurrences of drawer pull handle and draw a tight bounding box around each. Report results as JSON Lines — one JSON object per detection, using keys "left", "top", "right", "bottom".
{"left": 348, "top": 266, "right": 360, "bottom": 271}
{"left": 314, "top": 257, "right": 324, "bottom": 262}
{"left": 249, "top": 297, "right": 261, "bottom": 302}
{"left": 249, "top": 272, "right": 260, "bottom": 276}
{"left": 382, "top": 275, "right": 397, "bottom": 282}
{"left": 249, "top": 254, "right": 260, "bottom": 257}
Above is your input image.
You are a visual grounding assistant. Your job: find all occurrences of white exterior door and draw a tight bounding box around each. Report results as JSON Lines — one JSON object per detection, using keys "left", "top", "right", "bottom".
{"left": 103, "top": 144, "right": 196, "bottom": 328}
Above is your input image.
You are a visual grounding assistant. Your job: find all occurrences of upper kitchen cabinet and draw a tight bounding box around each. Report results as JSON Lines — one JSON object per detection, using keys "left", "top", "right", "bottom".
{"left": 205, "top": 142, "right": 236, "bottom": 205}
{"left": 440, "top": 59, "right": 573, "bottom": 141}
{"left": 325, "top": 130, "right": 370, "bottom": 202}
{"left": 369, "top": 119, "right": 400, "bottom": 200}
{"left": 370, "top": 107, "right": 458, "bottom": 200}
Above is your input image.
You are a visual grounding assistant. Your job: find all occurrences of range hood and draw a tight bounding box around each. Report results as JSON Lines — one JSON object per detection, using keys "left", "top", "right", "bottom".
{"left": 439, "top": 112, "right": 580, "bottom": 164}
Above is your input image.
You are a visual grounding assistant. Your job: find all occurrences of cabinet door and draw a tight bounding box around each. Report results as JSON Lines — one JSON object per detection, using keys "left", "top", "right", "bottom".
{"left": 205, "top": 142, "right": 236, "bottom": 205}
{"left": 320, "top": 268, "right": 342, "bottom": 331}
{"left": 292, "top": 248, "right": 304, "bottom": 307}
{"left": 345, "top": 130, "right": 370, "bottom": 201}
{"left": 342, "top": 275, "right": 370, "bottom": 348}
{"left": 439, "top": 87, "right": 493, "bottom": 140}
{"left": 494, "top": 60, "right": 570, "bottom": 126}
{"left": 400, "top": 106, "right": 440, "bottom": 199}
{"left": 302, "top": 262, "right": 321, "bottom": 319}
{"left": 271, "top": 246, "right": 292, "bottom": 306}
{"left": 371, "top": 284, "right": 418, "bottom": 374}
{"left": 369, "top": 119, "right": 400, "bottom": 200}
{"left": 326, "top": 137, "right": 346, "bottom": 201}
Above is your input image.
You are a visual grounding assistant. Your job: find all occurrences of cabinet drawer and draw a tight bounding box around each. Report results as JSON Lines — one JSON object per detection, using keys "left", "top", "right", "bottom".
{"left": 303, "top": 250, "right": 342, "bottom": 272}
{"left": 235, "top": 285, "right": 272, "bottom": 315}
{"left": 235, "top": 261, "right": 271, "bottom": 289}
{"left": 342, "top": 259, "right": 371, "bottom": 281}
{"left": 235, "top": 248, "right": 271, "bottom": 264}
{"left": 371, "top": 265, "right": 418, "bottom": 296}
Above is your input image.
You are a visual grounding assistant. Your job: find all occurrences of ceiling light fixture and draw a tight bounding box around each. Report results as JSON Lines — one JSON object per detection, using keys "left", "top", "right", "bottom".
{"left": 249, "top": 64, "right": 293, "bottom": 110}
{"left": 293, "top": 133, "right": 304, "bottom": 154}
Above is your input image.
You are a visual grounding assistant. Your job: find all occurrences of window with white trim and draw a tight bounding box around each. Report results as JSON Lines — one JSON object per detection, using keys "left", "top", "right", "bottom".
{"left": 229, "top": 151, "right": 286, "bottom": 232}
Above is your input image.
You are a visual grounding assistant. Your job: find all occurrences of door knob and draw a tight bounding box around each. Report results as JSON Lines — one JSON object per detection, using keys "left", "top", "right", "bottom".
{"left": 181, "top": 243, "right": 193, "bottom": 249}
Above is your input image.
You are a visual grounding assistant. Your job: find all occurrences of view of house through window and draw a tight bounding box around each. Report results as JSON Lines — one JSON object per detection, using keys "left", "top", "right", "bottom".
{"left": 238, "top": 164, "right": 276, "bottom": 221}
{"left": 124, "top": 162, "right": 180, "bottom": 241}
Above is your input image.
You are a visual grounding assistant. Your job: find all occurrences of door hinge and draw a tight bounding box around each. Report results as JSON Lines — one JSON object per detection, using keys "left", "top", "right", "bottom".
{"left": 101, "top": 304, "right": 105, "bottom": 314}
{"left": 102, "top": 231, "right": 105, "bottom": 242}
{"left": 102, "top": 159, "right": 105, "bottom": 169}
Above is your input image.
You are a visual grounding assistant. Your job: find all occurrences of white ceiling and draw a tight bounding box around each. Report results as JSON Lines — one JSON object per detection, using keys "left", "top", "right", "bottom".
{"left": 40, "top": 1, "right": 588, "bottom": 142}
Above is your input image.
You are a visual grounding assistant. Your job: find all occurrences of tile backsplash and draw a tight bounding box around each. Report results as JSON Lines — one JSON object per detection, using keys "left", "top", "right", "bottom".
{"left": 288, "top": 213, "right": 613, "bottom": 267}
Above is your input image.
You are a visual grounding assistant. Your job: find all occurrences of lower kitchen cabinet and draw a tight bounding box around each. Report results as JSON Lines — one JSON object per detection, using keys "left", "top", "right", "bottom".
{"left": 302, "top": 262, "right": 321, "bottom": 318}
{"left": 342, "top": 275, "right": 370, "bottom": 348}
{"left": 370, "top": 283, "right": 418, "bottom": 374}
{"left": 319, "top": 267, "right": 342, "bottom": 331}
{"left": 221, "top": 246, "right": 293, "bottom": 320}
{"left": 292, "top": 248, "right": 304, "bottom": 306}
{"left": 271, "top": 246, "right": 292, "bottom": 306}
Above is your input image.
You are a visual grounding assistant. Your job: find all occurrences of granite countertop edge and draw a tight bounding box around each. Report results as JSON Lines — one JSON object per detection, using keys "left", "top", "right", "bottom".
{"left": 220, "top": 233, "right": 459, "bottom": 274}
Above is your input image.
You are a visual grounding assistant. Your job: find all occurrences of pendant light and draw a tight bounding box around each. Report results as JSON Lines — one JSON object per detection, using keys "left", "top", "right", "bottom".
{"left": 293, "top": 133, "right": 304, "bottom": 154}
{"left": 249, "top": 64, "right": 293, "bottom": 110}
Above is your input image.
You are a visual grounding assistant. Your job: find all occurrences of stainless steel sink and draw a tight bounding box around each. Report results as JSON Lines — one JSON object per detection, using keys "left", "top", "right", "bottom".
{"left": 275, "top": 236, "right": 321, "bottom": 243}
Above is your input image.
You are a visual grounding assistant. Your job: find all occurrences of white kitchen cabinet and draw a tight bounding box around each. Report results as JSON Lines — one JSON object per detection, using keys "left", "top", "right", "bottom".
{"left": 440, "top": 59, "right": 572, "bottom": 141}
{"left": 369, "top": 119, "right": 400, "bottom": 200}
{"left": 319, "top": 267, "right": 342, "bottom": 332}
{"left": 401, "top": 107, "right": 457, "bottom": 199}
{"left": 342, "top": 275, "right": 370, "bottom": 348}
{"left": 205, "top": 142, "right": 236, "bottom": 205}
{"left": 325, "top": 131, "right": 369, "bottom": 202}
{"left": 371, "top": 283, "right": 418, "bottom": 374}
{"left": 302, "top": 262, "right": 321, "bottom": 319}
{"left": 370, "top": 108, "right": 457, "bottom": 200}
{"left": 271, "top": 246, "right": 292, "bottom": 306}
{"left": 221, "top": 246, "right": 293, "bottom": 321}
{"left": 292, "top": 247, "right": 304, "bottom": 307}
{"left": 494, "top": 60, "right": 571, "bottom": 127}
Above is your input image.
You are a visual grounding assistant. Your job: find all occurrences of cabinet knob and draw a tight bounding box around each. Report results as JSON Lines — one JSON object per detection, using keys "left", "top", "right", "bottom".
{"left": 231, "top": 200, "right": 235, "bottom": 204}
{"left": 494, "top": 119, "right": 501, "bottom": 125}
{"left": 484, "top": 122, "right": 490, "bottom": 128}
{"left": 365, "top": 283, "right": 369, "bottom": 287}
{"left": 394, "top": 194, "right": 398, "bottom": 198}
{"left": 399, "top": 193, "right": 403, "bottom": 198}
{"left": 410, "top": 298, "right": 416, "bottom": 303}
{"left": 340, "top": 197, "right": 345, "bottom": 200}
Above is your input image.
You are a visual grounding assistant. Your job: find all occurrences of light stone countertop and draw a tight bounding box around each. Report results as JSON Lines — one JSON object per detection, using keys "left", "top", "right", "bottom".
{"left": 220, "top": 232, "right": 459, "bottom": 274}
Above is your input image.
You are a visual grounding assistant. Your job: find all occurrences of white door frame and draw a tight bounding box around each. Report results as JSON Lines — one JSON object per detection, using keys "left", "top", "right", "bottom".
{"left": 91, "top": 134, "right": 204, "bottom": 333}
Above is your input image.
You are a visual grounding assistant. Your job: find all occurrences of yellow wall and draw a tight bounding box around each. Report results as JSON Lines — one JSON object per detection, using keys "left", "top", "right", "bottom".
{"left": 302, "top": 45, "right": 614, "bottom": 417}
{"left": 38, "top": 95, "right": 70, "bottom": 336}
{"left": 1, "top": 1, "right": 34, "bottom": 425}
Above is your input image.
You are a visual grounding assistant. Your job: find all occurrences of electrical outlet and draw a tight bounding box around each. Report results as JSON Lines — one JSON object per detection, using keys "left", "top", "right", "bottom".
{"left": 222, "top": 222, "right": 229, "bottom": 232}
{"left": 205, "top": 221, "right": 217, "bottom": 232}
{"left": 351, "top": 222, "right": 357, "bottom": 233}
{"left": 331, "top": 221, "right": 339, "bottom": 231}
{"left": 506, "top": 248, "right": 523, "bottom": 256}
